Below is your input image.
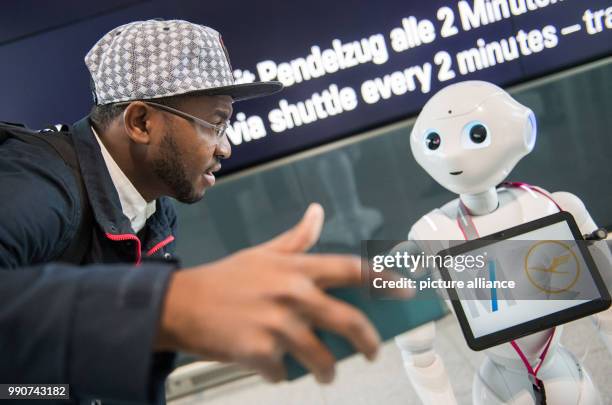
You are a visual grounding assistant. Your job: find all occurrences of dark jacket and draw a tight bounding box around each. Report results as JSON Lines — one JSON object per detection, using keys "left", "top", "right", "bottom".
{"left": 0, "top": 117, "right": 179, "bottom": 404}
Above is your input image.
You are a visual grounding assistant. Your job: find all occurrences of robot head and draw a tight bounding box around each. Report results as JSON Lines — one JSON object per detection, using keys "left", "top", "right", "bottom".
{"left": 410, "top": 81, "right": 536, "bottom": 195}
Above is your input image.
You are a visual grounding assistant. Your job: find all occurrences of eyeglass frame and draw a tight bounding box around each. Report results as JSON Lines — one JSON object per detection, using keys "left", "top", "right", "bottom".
{"left": 115, "top": 100, "right": 229, "bottom": 138}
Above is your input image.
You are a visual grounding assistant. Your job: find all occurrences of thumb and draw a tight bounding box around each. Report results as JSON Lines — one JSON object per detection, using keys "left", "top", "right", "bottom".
{"left": 262, "top": 203, "right": 325, "bottom": 253}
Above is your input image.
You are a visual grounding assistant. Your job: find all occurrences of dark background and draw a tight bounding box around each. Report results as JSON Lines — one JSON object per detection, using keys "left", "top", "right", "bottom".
{"left": 1, "top": 1, "right": 611, "bottom": 261}
{"left": 1, "top": 0, "right": 611, "bottom": 173}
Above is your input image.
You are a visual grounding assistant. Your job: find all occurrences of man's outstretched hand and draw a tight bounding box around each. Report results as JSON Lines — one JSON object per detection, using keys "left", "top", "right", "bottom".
{"left": 156, "top": 203, "right": 380, "bottom": 383}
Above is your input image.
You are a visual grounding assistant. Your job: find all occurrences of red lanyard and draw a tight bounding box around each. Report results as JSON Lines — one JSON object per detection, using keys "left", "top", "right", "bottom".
{"left": 456, "top": 182, "right": 562, "bottom": 394}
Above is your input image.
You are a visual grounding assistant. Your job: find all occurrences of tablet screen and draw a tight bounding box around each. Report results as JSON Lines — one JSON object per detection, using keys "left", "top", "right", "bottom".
{"left": 440, "top": 213, "right": 610, "bottom": 347}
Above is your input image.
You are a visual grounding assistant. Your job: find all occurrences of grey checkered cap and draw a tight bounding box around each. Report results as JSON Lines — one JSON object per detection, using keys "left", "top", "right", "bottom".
{"left": 85, "top": 19, "right": 282, "bottom": 105}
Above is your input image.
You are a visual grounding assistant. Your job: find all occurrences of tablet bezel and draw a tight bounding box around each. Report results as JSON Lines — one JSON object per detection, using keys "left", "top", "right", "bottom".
{"left": 437, "top": 211, "right": 611, "bottom": 351}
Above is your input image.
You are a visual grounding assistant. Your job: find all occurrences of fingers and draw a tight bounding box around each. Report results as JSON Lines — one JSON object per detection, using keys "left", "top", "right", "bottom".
{"left": 257, "top": 358, "right": 287, "bottom": 383}
{"left": 290, "top": 287, "right": 380, "bottom": 361}
{"left": 262, "top": 203, "right": 324, "bottom": 253}
{"left": 278, "top": 252, "right": 411, "bottom": 293}
{"left": 284, "top": 254, "right": 363, "bottom": 289}
{"left": 279, "top": 322, "right": 337, "bottom": 384}
{"left": 288, "top": 253, "right": 414, "bottom": 298}
{"left": 241, "top": 336, "right": 287, "bottom": 383}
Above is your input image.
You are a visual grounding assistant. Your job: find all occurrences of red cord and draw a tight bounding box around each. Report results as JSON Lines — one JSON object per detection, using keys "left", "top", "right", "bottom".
{"left": 458, "top": 182, "right": 561, "bottom": 383}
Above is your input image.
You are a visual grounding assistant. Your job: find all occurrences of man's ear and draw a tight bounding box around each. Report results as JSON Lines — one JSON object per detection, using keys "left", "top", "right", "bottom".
{"left": 122, "top": 101, "right": 154, "bottom": 145}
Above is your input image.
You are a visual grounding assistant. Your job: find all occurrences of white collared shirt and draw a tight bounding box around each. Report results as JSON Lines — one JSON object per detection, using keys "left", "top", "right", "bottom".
{"left": 91, "top": 127, "right": 156, "bottom": 233}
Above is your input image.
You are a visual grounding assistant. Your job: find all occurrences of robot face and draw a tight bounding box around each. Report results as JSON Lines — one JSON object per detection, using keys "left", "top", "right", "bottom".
{"left": 410, "top": 81, "right": 536, "bottom": 195}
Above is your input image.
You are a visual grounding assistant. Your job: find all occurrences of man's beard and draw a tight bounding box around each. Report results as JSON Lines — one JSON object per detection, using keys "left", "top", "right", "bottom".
{"left": 152, "top": 131, "right": 202, "bottom": 204}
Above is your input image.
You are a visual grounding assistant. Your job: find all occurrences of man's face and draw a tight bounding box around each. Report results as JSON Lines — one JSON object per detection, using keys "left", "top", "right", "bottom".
{"left": 151, "top": 95, "right": 233, "bottom": 203}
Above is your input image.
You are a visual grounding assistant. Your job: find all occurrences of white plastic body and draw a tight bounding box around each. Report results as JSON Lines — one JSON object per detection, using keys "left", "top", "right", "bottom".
{"left": 395, "top": 81, "right": 612, "bottom": 404}
{"left": 398, "top": 187, "right": 608, "bottom": 404}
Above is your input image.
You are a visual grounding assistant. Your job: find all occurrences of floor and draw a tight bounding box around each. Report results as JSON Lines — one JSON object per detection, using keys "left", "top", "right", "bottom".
{"left": 169, "top": 314, "right": 612, "bottom": 405}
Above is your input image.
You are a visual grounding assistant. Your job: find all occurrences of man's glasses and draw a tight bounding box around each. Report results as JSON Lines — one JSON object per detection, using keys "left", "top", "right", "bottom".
{"left": 116, "top": 101, "right": 229, "bottom": 138}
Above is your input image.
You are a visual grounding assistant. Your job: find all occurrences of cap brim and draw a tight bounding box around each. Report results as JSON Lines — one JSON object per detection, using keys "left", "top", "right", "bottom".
{"left": 198, "top": 81, "right": 283, "bottom": 101}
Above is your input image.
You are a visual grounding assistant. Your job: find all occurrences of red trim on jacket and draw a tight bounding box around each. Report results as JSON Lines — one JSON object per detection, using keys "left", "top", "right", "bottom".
{"left": 146, "top": 235, "right": 175, "bottom": 256}
{"left": 104, "top": 233, "right": 142, "bottom": 265}
{"left": 104, "top": 233, "right": 175, "bottom": 265}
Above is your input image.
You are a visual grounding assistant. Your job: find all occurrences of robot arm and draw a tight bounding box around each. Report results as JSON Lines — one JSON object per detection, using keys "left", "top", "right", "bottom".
{"left": 552, "top": 191, "right": 598, "bottom": 233}
{"left": 389, "top": 237, "right": 458, "bottom": 404}
{"left": 551, "top": 191, "right": 611, "bottom": 280}
{"left": 552, "top": 191, "right": 612, "bottom": 355}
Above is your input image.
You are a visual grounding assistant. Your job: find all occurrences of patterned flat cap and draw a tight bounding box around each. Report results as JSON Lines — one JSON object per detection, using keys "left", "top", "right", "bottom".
{"left": 85, "top": 19, "right": 282, "bottom": 105}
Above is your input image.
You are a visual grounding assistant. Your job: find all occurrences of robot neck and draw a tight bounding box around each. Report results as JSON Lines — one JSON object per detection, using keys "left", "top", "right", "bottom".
{"left": 459, "top": 188, "right": 499, "bottom": 215}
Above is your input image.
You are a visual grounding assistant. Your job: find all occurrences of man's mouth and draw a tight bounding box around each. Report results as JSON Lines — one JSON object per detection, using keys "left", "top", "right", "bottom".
{"left": 203, "top": 164, "right": 221, "bottom": 186}
{"left": 450, "top": 171, "right": 463, "bottom": 176}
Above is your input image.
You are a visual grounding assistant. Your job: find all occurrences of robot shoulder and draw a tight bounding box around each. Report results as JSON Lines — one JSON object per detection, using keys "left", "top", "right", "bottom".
{"left": 503, "top": 184, "right": 560, "bottom": 218}
{"left": 550, "top": 191, "right": 590, "bottom": 228}
{"left": 551, "top": 191, "right": 586, "bottom": 212}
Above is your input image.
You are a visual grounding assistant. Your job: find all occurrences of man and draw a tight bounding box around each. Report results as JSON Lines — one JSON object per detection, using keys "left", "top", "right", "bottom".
{"left": 0, "top": 19, "right": 380, "bottom": 404}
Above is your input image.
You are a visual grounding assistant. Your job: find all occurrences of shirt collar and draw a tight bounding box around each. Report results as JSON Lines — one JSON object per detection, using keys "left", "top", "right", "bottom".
{"left": 91, "top": 126, "right": 156, "bottom": 233}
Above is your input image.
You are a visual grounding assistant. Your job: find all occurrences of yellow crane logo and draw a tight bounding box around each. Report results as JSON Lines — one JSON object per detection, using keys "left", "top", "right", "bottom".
{"left": 524, "top": 241, "right": 580, "bottom": 294}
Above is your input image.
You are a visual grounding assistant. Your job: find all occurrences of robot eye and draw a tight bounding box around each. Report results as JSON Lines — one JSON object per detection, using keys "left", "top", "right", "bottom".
{"left": 462, "top": 121, "right": 491, "bottom": 149}
{"left": 424, "top": 131, "right": 441, "bottom": 151}
{"left": 469, "top": 124, "right": 487, "bottom": 143}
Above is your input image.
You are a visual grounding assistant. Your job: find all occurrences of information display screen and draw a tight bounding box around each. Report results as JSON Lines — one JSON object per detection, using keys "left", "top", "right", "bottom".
{"left": 1, "top": 1, "right": 611, "bottom": 173}
{"left": 217, "top": 0, "right": 612, "bottom": 173}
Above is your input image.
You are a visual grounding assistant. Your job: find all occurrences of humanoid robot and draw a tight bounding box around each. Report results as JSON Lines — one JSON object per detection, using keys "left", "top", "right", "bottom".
{"left": 393, "top": 81, "right": 612, "bottom": 404}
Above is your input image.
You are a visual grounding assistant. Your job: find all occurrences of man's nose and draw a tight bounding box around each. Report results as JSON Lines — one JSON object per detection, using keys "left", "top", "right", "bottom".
{"left": 216, "top": 134, "right": 232, "bottom": 160}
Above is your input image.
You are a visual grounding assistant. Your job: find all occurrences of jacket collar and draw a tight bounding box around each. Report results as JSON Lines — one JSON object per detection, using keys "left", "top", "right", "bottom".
{"left": 71, "top": 117, "right": 173, "bottom": 250}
